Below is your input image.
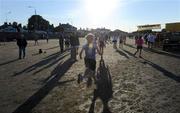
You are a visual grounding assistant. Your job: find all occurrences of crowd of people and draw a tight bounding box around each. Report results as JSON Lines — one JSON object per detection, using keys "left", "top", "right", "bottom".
{"left": 15, "top": 28, "right": 163, "bottom": 88}
{"left": 58, "top": 31, "right": 80, "bottom": 61}
{"left": 142, "top": 33, "right": 157, "bottom": 48}
{"left": 133, "top": 33, "right": 162, "bottom": 57}
{"left": 111, "top": 34, "right": 126, "bottom": 49}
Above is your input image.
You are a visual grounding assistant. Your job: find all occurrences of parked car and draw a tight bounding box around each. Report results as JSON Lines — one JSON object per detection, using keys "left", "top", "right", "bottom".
{"left": 2, "top": 26, "right": 17, "bottom": 32}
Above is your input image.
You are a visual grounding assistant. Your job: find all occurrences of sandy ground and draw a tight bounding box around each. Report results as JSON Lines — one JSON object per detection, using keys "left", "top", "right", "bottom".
{"left": 0, "top": 38, "right": 180, "bottom": 113}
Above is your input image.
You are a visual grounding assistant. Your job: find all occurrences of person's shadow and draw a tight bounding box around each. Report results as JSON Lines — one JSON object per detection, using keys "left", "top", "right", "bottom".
{"left": 88, "top": 59, "right": 113, "bottom": 113}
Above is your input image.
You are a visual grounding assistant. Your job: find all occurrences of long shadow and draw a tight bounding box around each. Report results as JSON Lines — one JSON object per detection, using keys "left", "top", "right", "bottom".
{"left": 13, "top": 52, "right": 69, "bottom": 76}
{"left": 126, "top": 43, "right": 180, "bottom": 59}
{"left": 149, "top": 48, "right": 180, "bottom": 59}
{"left": 43, "top": 51, "right": 67, "bottom": 59}
{"left": 12, "top": 58, "right": 75, "bottom": 113}
{"left": 33, "top": 54, "right": 69, "bottom": 75}
{"left": 125, "top": 43, "right": 153, "bottom": 54}
{"left": 140, "top": 57, "right": 180, "bottom": 82}
{"left": 0, "top": 58, "right": 19, "bottom": 66}
{"left": 88, "top": 59, "right": 113, "bottom": 113}
{"left": 122, "top": 49, "right": 137, "bottom": 58}
{"left": 116, "top": 49, "right": 130, "bottom": 59}
{"left": 125, "top": 43, "right": 136, "bottom": 49}
{"left": 43, "top": 45, "right": 59, "bottom": 50}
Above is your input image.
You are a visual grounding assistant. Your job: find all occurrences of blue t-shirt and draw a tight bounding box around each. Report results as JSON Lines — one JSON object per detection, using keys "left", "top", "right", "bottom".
{"left": 83, "top": 43, "right": 97, "bottom": 60}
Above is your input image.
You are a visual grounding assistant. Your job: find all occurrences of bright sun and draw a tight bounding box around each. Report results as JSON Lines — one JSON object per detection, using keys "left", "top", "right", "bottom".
{"left": 83, "top": 0, "right": 118, "bottom": 26}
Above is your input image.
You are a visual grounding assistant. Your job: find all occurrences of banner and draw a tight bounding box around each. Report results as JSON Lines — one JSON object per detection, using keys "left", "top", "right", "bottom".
{"left": 137, "top": 24, "right": 161, "bottom": 31}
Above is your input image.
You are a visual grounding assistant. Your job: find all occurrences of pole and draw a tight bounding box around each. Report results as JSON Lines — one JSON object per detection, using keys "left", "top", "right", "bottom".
{"left": 28, "top": 6, "right": 37, "bottom": 30}
{"left": 35, "top": 9, "right": 37, "bottom": 15}
{"left": 6, "top": 14, "right": 7, "bottom": 23}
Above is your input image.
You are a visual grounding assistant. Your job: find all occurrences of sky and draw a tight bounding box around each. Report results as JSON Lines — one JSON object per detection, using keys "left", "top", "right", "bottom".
{"left": 0, "top": 0, "right": 180, "bottom": 32}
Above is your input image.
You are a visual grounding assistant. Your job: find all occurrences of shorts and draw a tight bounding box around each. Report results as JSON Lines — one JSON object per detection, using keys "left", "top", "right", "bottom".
{"left": 84, "top": 58, "right": 96, "bottom": 71}
{"left": 119, "top": 40, "right": 123, "bottom": 44}
{"left": 137, "top": 46, "right": 143, "bottom": 49}
{"left": 148, "top": 41, "right": 153, "bottom": 45}
{"left": 65, "top": 41, "right": 69, "bottom": 45}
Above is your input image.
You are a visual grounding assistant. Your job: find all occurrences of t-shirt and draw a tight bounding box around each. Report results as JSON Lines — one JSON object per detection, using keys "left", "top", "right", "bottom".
{"left": 82, "top": 43, "right": 97, "bottom": 60}
{"left": 112, "top": 36, "right": 118, "bottom": 41}
{"left": 147, "top": 35, "right": 155, "bottom": 42}
{"left": 136, "top": 38, "right": 144, "bottom": 46}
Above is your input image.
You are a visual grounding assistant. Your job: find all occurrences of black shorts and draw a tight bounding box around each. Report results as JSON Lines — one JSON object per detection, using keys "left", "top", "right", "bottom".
{"left": 148, "top": 41, "right": 153, "bottom": 45}
{"left": 112, "top": 40, "right": 117, "bottom": 43}
{"left": 84, "top": 58, "right": 96, "bottom": 71}
{"left": 65, "top": 41, "right": 69, "bottom": 45}
{"left": 119, "top": 40, "right": 123, "bottom": 44}
{"left": 99, "top": 41, "right": 105, "bottom": 47}
{"left": 137, "top": 46, "right": 143, "bottom": 49}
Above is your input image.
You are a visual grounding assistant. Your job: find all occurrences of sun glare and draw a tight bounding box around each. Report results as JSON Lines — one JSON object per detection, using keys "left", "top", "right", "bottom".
{"left": 84, "top": 0, "right": 118, "bottom": 25}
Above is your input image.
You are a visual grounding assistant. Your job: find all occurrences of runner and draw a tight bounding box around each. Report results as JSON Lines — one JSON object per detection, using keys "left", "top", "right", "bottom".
{"left": 59, "top": 31, "right": 64, "bottom": 53}
{"left": 78, "top": 33, "right": 101, "bottom": 87}
{"left": 147, "top": 33, "right": 155, "bottom": 48}
{"left": 134, "top": 36, "right": 144, "bottom": 57}
{"left": 123, "top": 35, "right": 127, "bottom": 45}
{"left": 112, "top": 34, "right": 118, "bottom": 49}
{"left": 143, "top": 34, "right": 148, "bottom": 45}
{"left": 64, "top": 34, "right": 70, "bottom": 50}
{"left": 119, "top": 35, "right": 123, "bottom": 48}
{"left": 98, "top": 33, "right": 105, "bottom": 58}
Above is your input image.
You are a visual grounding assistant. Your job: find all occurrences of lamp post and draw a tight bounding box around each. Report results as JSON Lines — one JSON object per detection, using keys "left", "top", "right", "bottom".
{"left": 28, "top": 6, "right": 37, "bottom": 15}
{"left": 5, "top": 11, "right": 11, "bottom": 23}
{"left": 28, "top": 6, "right": 37, "bottom": 30}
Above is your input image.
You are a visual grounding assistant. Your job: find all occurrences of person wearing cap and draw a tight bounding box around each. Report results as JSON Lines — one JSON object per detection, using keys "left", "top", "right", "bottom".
{"left": 78, "top": 33, "right": 101, "bottom": 87}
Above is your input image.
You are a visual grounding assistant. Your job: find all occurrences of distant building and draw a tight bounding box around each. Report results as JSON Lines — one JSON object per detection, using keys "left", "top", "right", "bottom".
{"left": 77, "top": 27, "right": 111, "bottom": 37}
{"left": 137, "top": 24, "right": 161, "bottom": 31}
{"left": 91, "top": 28, "right": 111, "bottom": 34}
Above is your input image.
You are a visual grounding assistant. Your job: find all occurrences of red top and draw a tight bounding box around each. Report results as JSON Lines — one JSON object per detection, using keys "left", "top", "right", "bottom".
{"left": 135, "top": 38, "right": 144, "bottom": 46}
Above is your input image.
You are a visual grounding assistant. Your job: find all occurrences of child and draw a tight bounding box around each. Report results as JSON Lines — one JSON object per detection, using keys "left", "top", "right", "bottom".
{"left": 134, "top": 36, "right": 144, "bottom": 57}
{"left": 78, "top": 33, "right": 101, "bottom": 87}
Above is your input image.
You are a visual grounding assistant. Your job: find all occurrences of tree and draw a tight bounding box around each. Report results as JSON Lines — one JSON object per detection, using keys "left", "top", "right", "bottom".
{"left": 54, "top": 23, "right": 77, "bottom": 32}
{"left": 54, "top": 25, "right": 64, "bottom": 32}
{"left": 18, "top": 24, "right": 22, "bottom": 28}
{"left": 48, "top": 24, "right": 54, "bottom": 32}
{"left": 28, "top": 15, "right": 49, "bottom": 31}
{"left": 23, "top": 25, "right": 27, "bottom": 30}
{"left": 8, "top": 22, "right": 12, "bottom": 26}
{"left": 12, "top": 22, "right": 18, "bottom": 28}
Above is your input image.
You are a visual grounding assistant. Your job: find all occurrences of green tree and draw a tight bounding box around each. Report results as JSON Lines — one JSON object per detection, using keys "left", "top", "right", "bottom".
{"left": 12, "top": 21, "right": 18, "bottom": 28}
{"left": 28, "top": 15, "right": 49, "bottom": 31}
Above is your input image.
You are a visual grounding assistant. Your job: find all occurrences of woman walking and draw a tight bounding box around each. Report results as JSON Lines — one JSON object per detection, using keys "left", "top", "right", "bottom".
{"left": 134, "top": 36, "right": 144, "bottom": 57}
